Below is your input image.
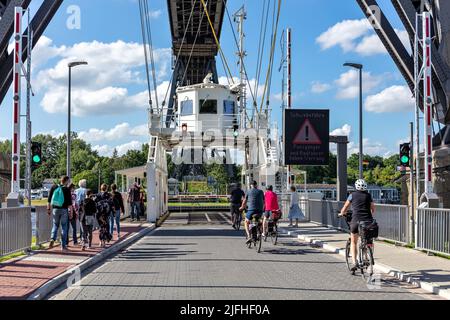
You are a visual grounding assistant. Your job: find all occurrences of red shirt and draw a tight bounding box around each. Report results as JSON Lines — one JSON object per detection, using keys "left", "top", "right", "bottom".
{"left": 264, "top": 191, "right": 279, "bottom": 211}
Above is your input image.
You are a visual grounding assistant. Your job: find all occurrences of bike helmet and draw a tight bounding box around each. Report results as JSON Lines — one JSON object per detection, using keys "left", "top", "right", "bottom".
{"left": 355, "top": 179, "right": 368, "bottom": 191}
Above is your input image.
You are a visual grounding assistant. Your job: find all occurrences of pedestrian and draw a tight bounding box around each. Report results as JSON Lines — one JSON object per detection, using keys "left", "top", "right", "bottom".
{"left": 75, "top": 179, "right": 88, "bottom": 241}
{"left": 95, "top": 184, "right": 114, "bottom": 248}
{"left": 139, "top": 188, "right": 146, "bottom": 220}
{"left": 67, "top": 183, "right": 79, "bottom": 246}
{"left": 47, "top": 176, "right": 73, "bottom": 252}
{"left": 288, "top": 186, "right": 305, "bottom": 228}
{"left": 128, "top": 182, "right": 141, "bottom": 222}
{"left": 80, "top": 189, "right": 96, "bottom": 250}
{"left": 110, "top": 184, "right": 125, "bottom": 239}
{"left": 263, "top": 185, "right": 279, "bottom": 238}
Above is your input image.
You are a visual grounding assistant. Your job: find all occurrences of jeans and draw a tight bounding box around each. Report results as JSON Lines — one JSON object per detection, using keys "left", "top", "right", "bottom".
{"left": 67, "top": 217, "right": 78, "bottom": 245}
{"left": 109, "top": 210, "right": 121, "bottom": 235}
{"left": 131, "top": 202, "right": 141, "bottom": 220}
{"left": 51, "top": 208, "right": 69, "bottom": 248}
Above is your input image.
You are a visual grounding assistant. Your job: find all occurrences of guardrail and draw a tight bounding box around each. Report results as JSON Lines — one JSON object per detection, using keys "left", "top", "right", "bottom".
{"left": 416, "top": 208, "right": 450, "bottom": 256}
{"left": 0, "top": 207, "right": 32, "bottom": 257}
{"left": 35, "top": 206, "right": 53, "bottom": 245}
{"left": 307, "top": 200, "right": 410, "bottom": 245}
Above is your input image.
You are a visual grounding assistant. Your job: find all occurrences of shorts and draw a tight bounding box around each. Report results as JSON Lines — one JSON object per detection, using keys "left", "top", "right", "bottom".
{"left": 230, "top": 204, "right": 241, "bottom": 215}
{"left": 350, "top": 219, "right": 373, "bottom": 234}
{"left": 246, "top": 210, "right": 262, "bottom": 221}
{"left": 262, "top": 211, "right": 271, "bottom": 218}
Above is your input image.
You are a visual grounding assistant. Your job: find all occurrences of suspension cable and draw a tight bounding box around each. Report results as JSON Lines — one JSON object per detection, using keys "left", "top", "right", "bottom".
{"left": 162, "top": 0, "right": 198, "bottom": 107}
{"left": 259, "top": 0, "right": 282, "bottom": 113}
{"left": 200, "top": 0, "right": 235, "bottom": 84}
{"left": 138, "top": 0, "right": 153, "bottom": 114}
{"left": 144, "top": 0, "right": 159, "bottom": 112}
{"left": 254, "top": 0, "right": 271, "bottom": 100}
{"left": 222, "top": 0, "right": 256, "bottom": 110}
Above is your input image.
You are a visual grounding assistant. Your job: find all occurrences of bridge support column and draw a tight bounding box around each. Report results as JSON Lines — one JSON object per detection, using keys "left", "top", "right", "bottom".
{"left": 147, "top": 163, "right": 157, "bottom": 223}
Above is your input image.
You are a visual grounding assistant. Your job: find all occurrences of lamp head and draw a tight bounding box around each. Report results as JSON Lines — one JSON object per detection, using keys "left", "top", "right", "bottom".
{"left": 343, "top": 62, "right": 363, "bottom": 70}
{"left": 68, "top": 61, "right": 88, "bottom": 68}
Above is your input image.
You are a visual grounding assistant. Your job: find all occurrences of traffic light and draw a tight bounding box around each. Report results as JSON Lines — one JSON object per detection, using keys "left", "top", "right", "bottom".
{"left": 31, "top": 142, "right": 42, "bottom": 168}
{"left": 399, "top": 143, "right": 411, "bottom": 167}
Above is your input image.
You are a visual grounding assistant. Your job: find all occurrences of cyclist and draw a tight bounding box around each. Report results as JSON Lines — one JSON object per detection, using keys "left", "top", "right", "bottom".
{"left": 262, "top": 185, "right": 279, "bottom": 239}
{"left": 230, "top": 183, "right": 245, "bottom": 230}
{"left": 339, "top": 179, "right": 376, "bottom": 272}
{"left": 239, "top": 180, "right": 265, "bottom": 244}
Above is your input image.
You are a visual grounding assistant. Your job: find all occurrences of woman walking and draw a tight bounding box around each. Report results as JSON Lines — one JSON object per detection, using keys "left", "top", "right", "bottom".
{"left": 288, "top": 186, "right": 305, "bottom": 228}
{"left": 67, "top": 183, "right": 79, "bottom": 246}
{"left": 110, "top": 184, "right": 125, "bottom": 239}
{"left": 95, "top": 184, "right": 114, "bottom": 248}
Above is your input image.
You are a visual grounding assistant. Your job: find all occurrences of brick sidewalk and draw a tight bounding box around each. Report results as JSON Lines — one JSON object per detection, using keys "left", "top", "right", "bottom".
{"left": 279, "top": 221, "right": 450, "bottom": 299}
{"left": 0, "top": 223, "right": 144, "bottom": 300}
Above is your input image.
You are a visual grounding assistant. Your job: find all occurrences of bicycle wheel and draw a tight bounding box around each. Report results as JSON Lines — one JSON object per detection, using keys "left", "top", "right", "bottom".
{"left": 236, "top": 214, "right": 242, "bottom": 231}
{"left": 361, "top": 246, "right": 375, "bottom": 280}
{"left": 271, "top": 224, "right": 278, "bottom": 245}
{"left": 345, "top": 239, "right": 354, "bottom": 274}
{"left": 255, "top": 226, "right": 263, "bottom": 253}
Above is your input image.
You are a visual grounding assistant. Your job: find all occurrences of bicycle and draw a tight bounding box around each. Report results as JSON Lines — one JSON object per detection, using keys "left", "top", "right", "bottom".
{"left": 247, "top": 214, "right": 263, "bottom": 253}
{"left": 338, "top": 213, "right": 376, "bottom": 281}
{"left": 231, "top": 205, "right": 243, "bottom": 231}
{"left": 267, "top": 210, "right": 282, "bottom": 245}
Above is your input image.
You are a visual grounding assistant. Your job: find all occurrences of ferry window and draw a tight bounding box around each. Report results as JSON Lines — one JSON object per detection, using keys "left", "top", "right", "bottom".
{"left": 199, "top": 99, "right": 217, "bottom": 114}
{"left": 223, "top": 100, "right": 235, "bottom": 115}
{"left": 181, "top": 100, "right": 193, "bottom": 116}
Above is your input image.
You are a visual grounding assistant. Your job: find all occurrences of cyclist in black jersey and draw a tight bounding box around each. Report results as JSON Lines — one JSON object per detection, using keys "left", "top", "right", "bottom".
{"left": 339, "top": 179, "right": 376, "bottom": 271}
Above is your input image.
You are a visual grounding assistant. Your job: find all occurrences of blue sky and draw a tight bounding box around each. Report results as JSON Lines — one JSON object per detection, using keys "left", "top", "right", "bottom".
{"left": 0, "top": 0, "right": 416, "bottom": 157}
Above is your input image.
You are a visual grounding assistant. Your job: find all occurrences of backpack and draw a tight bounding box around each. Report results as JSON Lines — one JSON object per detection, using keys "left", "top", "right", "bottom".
{"left": 51, "top": 185, "right": 65, "bottom": 207}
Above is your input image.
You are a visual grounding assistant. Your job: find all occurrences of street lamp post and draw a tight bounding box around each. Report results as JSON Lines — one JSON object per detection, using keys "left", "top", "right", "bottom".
{"left": 67, "top": 61, "right": 88, "bottom": 179}
{"left": 344, "top": 62, "right": 364, "bottom": 180}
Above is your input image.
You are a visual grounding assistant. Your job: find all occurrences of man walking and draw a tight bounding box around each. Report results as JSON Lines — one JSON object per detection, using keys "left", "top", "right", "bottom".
{"left": 128, "top": 182, "right": 141, "bottom": 222}
{"left": 47, "top": 176, "right": 73, "bottom": 252}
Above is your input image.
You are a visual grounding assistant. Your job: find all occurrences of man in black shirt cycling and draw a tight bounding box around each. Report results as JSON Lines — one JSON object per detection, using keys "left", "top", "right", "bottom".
{"left": 229, "top": 183, "right": 245, "bottom": 230}
{"left": 339, "top": 179, "right": 375, "bottom": 271}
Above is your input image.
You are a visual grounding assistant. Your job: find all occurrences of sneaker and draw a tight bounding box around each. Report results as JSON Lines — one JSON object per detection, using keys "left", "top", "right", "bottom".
{"left": 287, "top": 224, "right": 293, "bottom": 227}
{"left": 245, "top": 237, "right": 253, "bottom": 245}
{"left": 49, "top": 240, "right": 55, "bottom": 249}
{"left": 351, "top": 264, "right": 358, "bottom": 272}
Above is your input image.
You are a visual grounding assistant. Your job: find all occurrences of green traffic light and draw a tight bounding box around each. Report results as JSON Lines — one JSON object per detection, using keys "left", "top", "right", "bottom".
{"left": 401, "top": 155, "right": 409, "bottom": 165}
{"left": 33, "top": 155, "right": 41, "bottom": 163}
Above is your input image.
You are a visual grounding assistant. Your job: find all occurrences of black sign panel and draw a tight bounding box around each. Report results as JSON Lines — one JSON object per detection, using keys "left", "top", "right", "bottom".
{"left": 284, "top": 109, "right": 330, "bottom": 166}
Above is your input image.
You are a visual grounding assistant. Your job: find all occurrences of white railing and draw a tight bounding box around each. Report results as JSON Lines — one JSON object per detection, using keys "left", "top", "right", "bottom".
{"left": 0, "top": 207, "right": 32, "bottom": 257}
{"left": 416, "top": 208, "right": 450, "bottom": 256}
{"left": 307, "top": 200, "right": 410, "bottom": 245}
{"left": 35, "top": 206, "right": 53, "bottom": 245}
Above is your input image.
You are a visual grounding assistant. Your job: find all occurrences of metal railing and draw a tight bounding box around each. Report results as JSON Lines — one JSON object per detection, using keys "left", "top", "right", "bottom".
{"left": 307, "top": 200, "right": 410, "bottom": 245}
{"left": 375, "top": 204, "right": 410, "bottom": 244}
{"left": 35, "top": 206, "right": 52, "bottom": 245}
{"left": 0, "top": 207, "right": 32, "bottom": 257}
{"left": 416, "top": 208, "right": 450, "bottom": 256}
{"left": 279, "top": 194, "right": 309, "bottom": 222}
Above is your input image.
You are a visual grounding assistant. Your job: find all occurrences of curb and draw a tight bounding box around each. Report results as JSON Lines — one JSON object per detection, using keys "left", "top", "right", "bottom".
{"left": 282, "top": 228, "right": 450, "bottom": 300}
{"left": 27, "top": 224, "right": 157, "bottom": 300}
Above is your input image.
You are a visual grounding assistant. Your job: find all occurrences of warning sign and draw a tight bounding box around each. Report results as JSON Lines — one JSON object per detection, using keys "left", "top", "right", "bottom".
{"left": 284, "top": 109, "right": 330, "bottom": 166}
{"left": 293, "top": 119, "right": 322, "bottom": 145}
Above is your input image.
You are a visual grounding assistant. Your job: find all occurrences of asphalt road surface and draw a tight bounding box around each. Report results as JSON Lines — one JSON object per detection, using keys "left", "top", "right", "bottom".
{"left": 48, "top": 212, "right": 439, "bottom": 300}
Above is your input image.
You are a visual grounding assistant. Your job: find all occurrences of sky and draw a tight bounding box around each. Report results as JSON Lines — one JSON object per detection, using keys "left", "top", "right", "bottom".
{"left": 0, "top": 0, "right": 418, "bottom": 158}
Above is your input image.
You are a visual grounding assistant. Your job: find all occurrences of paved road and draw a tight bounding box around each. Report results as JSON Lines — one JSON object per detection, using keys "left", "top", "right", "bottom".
{"left": 48, "top": 213, "right": 438, "bottom": 300}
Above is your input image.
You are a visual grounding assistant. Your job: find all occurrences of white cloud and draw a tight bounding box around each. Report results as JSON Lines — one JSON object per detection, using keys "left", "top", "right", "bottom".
{"left": 311, "top": 81, "right": 332, "bottom": 94}
{"left": 335, "top": 70, "right": 384, "bottom": 99}
{"left": 364, "top": 85, "right": 414, "bottom": 113}
{"left": 316, "top": 19, "right": 371, "bottom": 52}
{"left": 348, "top": 138, "right": 393, "bottom": 158}
{"left": 148, "top": 9, "right": 162, "bottom": 19}
{"left": 330, "top": 124, "right": 352, "bottom": 137}
{"left": 79, "top": 123, "right": 148, "bottom": 143}
{"left": 32, "top": 38, "right": 172, "bottom": 117}
{"left": 93, "top": 141, "right": 144, "bottom": 157}
{"left": 317, "top": 19, "right": 411, "bottom": 56}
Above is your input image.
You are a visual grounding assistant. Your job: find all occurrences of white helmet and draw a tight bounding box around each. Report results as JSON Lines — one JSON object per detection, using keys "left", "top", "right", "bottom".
{"left": 355, "top": 179, "right": 368, "bottom": 191}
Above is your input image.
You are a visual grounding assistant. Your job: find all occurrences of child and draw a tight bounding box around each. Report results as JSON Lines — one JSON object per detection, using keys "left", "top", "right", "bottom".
{"left": 80, "top": 190, "right": 96, "bottom": 250}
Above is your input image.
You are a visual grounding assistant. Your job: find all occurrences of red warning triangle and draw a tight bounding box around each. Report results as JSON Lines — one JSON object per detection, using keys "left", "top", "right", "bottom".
{"left": 293, "top": 119, "right": 322, "bottom": 145}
